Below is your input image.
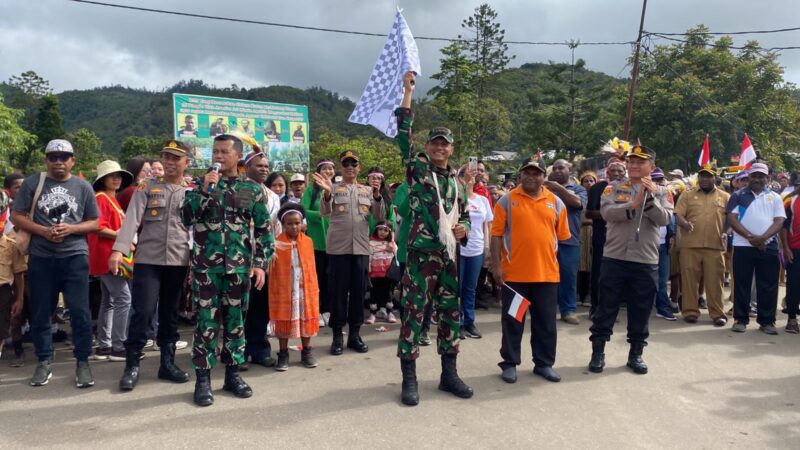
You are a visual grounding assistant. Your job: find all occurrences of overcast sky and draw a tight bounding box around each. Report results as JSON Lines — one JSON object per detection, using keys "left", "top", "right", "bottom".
{"left": 1, "top": 0, "right": 799, "bottom": 100}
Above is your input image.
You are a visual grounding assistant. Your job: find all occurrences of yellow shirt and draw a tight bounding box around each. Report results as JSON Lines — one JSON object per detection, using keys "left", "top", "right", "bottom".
{"left": 0, "top": 233, "right": 27, "bottom": 286}
{"left": 674, "top": 187, "right": 730, "bottom": 250}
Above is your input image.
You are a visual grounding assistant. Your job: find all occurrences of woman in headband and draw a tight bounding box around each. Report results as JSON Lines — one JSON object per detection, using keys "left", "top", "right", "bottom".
{"left": 301, "top": 158, "right": 336, "bottom": 328}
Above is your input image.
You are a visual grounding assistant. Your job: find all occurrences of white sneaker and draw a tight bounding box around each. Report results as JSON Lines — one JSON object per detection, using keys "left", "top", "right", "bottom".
{"left": 365, "top": 313, "right": 376, "bottom": 325}
{"left": 144, "top": 339, "right": 154, "bottom": 349}
{"left": 175, "top": 340, "right": 188, "bottom": 350}
{"left": 319, "top": 316, "right": 326, "bottom": 327}
{"left": 322, "top": 312, "right": 330, "bottom": 327}
{"left": 376, "top": 307, "right": 388, "bottom": 320}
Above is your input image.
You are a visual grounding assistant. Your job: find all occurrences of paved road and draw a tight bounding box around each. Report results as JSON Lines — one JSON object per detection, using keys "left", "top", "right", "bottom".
{"left": 1, "top": 295, "right": 798, "bottom": 449}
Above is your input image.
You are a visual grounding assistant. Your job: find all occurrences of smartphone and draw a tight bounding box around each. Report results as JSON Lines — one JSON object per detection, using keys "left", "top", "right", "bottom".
{"left": 468, "top": 156, "right": 478, "bottom": 172}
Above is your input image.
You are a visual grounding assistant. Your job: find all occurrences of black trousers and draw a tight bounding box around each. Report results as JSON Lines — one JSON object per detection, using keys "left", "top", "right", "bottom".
{"left": 499, "top": 282, "right": 558, "bottom": 368}
{"left": 328, "top": 254, "right": 368, "bottom": 329}
{"left": 124, "top": 264, "right": 189, "bottom": 353}
{"left": 368, "top": 277, "right": 394, "bottom": 310}
{"left": 787, "top": 249, "right": 800, "bottom": 320}
{"left": 314, "top": 250, "right": 330, "bottom": 314}
{"left": 589, "top": 239, "right": 605, "bottom": 315}
{"left": 244, "top": 274, "right": 272, "bottom": 360}
{"left": 732, "top": 246, "right": 780, "bottom": 325}
{"left": 590, "top": 258, "right": 657, "bottom": 345}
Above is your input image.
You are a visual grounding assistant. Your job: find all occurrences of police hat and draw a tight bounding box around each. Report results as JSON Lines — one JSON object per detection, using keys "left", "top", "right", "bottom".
{"left": 162, "top": 140, "right": 191, "bottom": 157}
{"left": 339, "top": 150, "right": 360, "bottom": 163}
{"left": 627, "top": 145, "right": 656, "bottom": 161}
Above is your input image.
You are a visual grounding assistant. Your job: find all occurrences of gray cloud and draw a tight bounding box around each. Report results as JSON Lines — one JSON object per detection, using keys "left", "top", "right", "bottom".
{"left": 1, "top": 0, "right": 798, "bottom": 99}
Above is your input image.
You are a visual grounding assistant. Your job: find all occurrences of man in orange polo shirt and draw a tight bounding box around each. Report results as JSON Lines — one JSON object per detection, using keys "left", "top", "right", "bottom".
{"left": 491, "top": 156, "right": 570, "bottom": 384}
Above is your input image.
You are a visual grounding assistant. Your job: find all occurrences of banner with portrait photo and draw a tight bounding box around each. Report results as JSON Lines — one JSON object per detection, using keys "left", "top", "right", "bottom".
{"left": 172, "top": 93, "right": 310, "bottom": 169}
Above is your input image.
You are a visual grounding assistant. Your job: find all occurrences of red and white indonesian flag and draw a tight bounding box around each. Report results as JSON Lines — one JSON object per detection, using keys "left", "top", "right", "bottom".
{"left": 698, "top": 134, "right": 710, "bottom": 166}
{"left": 506, "top": 285, "right": 531, "bottom": 322}
{"left": 740, "top": 134, "right": 757, "bottom": 168}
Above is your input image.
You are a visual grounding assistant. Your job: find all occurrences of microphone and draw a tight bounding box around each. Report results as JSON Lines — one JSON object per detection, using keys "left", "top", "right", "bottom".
{"left": 207, "top": 162, "right": 221, "bottom": 193}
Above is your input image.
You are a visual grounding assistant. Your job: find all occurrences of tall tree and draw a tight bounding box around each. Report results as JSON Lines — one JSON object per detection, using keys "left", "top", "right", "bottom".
{"left": 0, "top": 93, "right": 36, "bottom": 174}
{"left": 460, "top": 4, "right": 514, "bottom": 99}
{"left": 66, "top": 128, "right": 106, "bottom": 174}
{"left": 631, "top": 25, "right": 800, "bottom": 171}
{"left": 16, "top": 95, "right": 66, "bottom": 173}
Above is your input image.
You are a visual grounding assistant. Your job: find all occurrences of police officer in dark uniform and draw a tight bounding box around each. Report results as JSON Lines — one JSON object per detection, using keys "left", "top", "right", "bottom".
{"left": 588, "top": 144, "right": 673, "bottom": 375}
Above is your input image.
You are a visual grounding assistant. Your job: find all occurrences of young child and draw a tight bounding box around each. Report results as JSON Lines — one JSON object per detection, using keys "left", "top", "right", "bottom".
{"left": 268, "top": 203, "right": 320, "bottom": 371}
{"left": 366, "top": 221, "right": 397, "bottom": 324}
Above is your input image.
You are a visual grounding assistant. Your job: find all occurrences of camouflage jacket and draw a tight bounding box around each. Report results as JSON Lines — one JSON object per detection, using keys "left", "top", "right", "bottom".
{"left": 394, "top": 107, "right": 470, "bottom": 254}
{"left": 181, "top": 174, "right": 274, "bottom": 274}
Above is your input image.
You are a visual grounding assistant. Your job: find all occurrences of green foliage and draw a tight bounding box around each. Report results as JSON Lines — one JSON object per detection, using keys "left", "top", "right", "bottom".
{"left": 33, "top": 95, "right": 65, "bottom": 148}
{"left": 460, "top": 3, "right": 514, "bottom": 96}
{"left": 310, "top": 132, "right": 405, "bottom": 184}
{"left": 631, "top": 25, "right": 800, "bottom": 171}
{"left": 120, "top": 135, "right": 169, "bottom": 163}
{"left": 520, "top": 61, "right": 623, "bottom": 160}
{"left": 0, "top": 93, "right": 36, "bottom": 174}
{"left": 65, "top": 128, "right": 108, "bottom": 175}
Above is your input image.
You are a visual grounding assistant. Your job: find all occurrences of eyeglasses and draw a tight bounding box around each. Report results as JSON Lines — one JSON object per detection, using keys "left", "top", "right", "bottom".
{"left": 342, "top": 161, "right": 359, "bottom": 168}
{"left": 46, "top": 154, "right": 72, "bottom": 163}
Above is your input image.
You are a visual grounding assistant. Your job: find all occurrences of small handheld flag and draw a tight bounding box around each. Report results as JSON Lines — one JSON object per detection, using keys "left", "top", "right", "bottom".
{"left": 740, "top": 134, "right": 757, "bottom": 168}
{"left": 505, "top": 284, "right": 531, "bottom": 322}
{"left": 698, "top": 134, "right": 710, "bottom": 166}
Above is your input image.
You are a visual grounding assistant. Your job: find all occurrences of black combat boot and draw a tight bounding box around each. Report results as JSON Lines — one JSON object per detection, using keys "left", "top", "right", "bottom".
{"left": 626, "top": 342, "right": 648, "bottom": 374}
{"left": 588, "top": 340, "right": 606, "bottom": 373}
{"left": 118, "top": 349, "right": 141, "bottom": 391}
{"left": 438, "top": 353, "right": 473, "bottom": 399}
{"left": 158, "top": 342, "right": 190, "bottom": 383}
{"left": 400, "top": 359, "right": 419, "bottom": 406}
{"left": 193, "top": 369, "right": 214, "bottom": 406}
{"left": 330, "top": 328, "right": 344, "bottom": 356}
{"left": 223, "top": 365, "right": 253, "bottom": 398}
{"left": 347, "top": 325, "right": 369, "bottom": 353}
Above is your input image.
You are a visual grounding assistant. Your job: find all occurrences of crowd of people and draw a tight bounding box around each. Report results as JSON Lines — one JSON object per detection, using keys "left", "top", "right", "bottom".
{"left": 0, "top": 72, "right": 798, "bottom": 407}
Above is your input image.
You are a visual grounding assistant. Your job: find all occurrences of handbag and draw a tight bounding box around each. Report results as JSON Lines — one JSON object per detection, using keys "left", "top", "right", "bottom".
{"left": 386, "top": 256, "right": 403, "bottom": 283}
{"left": 16, "top": 172, "right": 47, "bottom": 256}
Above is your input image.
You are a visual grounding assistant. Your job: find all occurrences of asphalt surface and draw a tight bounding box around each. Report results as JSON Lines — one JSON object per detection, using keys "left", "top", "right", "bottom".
{"left": 1, "top": 290, "right": 798, "bottom": 449}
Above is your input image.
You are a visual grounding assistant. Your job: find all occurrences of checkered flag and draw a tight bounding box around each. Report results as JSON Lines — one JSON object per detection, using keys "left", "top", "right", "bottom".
{"left": 348, "top": 9, "right": 421, "bottom": 138}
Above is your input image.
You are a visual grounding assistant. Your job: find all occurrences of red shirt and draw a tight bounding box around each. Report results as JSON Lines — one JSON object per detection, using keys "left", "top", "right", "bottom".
{"left": 88, "top": 192, "right": 124, "bottom": 276}
{"left": 785, "top": 195, "right": 800, "bottom": 250}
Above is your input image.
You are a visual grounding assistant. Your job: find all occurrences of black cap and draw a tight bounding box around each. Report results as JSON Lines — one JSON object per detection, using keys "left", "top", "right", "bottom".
{"left": 339, "top": 150, "right": 360, "bottom": 162}
{"left": 626, "top": 145, "right": 656, "bottom": 161}
{"left": 518, "top": 155, "right": 547, "bottom": 173}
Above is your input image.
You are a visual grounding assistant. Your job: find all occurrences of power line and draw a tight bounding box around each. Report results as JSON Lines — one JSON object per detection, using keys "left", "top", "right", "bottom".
{"left": 646, "top": 26, "right": 800, "bottom": 36}
{"left": 68, "top": 0, "right": 634, "bottom": 46}
{"left": 647, "top": 33, "right": 800, "bottom": 52}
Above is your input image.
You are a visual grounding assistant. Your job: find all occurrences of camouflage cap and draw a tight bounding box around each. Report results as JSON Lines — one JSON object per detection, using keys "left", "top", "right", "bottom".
{"left": 427, "top": 127, "right": 454, "bottom": 143}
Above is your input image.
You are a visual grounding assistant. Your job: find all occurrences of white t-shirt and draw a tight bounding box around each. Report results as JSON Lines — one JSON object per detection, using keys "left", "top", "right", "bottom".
{"left": 730, "top": 189, "right": 786, "bottom": 247}
{"left": 658, "top": 226, "right": 667, "bottom": 245}
{"left": 460, "top": 195, "right": 493, "bottom": 257}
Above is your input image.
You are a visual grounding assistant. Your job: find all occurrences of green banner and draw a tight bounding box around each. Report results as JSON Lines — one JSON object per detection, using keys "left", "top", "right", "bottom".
{"left": 172, "top": 93, "right": 310, "bottom": 171}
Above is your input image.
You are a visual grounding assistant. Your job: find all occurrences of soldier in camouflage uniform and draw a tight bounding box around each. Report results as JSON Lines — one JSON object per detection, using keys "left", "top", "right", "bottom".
{"left": 394, "top": 72, "right": 473, "bottom": 406}
{"left": 181, "top": 134, "right": 274, "bottom": 407}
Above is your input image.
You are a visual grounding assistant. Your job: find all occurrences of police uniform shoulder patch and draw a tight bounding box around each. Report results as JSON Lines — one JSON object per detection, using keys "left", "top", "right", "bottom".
{"left": 137, "top": 181, "right": 148, "bottom": 191}
{"left": 602, "top": 185, "right": 614, "bottom": 197}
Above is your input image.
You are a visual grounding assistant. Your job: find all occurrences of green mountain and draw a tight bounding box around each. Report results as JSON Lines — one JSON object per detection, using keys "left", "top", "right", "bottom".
{"left": 56, "top": 80, "right": 381, "bottom": 156}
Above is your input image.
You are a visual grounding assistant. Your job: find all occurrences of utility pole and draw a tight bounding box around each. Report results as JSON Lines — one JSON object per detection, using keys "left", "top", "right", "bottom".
{"left": 568, "top": 39, "right": 579, "bottom": 159}
{"left": 623, "top": 0, "right": 648, "bottom": 140}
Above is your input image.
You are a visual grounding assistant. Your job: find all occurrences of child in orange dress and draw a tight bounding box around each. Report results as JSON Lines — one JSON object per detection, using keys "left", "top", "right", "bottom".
{"left": 268, "top": 203, "right": 320, "bottom": 371}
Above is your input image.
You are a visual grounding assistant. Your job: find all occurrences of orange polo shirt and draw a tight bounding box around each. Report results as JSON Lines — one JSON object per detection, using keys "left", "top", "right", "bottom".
{"left": 491, "top": 186, "right": 571, "bottom": 283}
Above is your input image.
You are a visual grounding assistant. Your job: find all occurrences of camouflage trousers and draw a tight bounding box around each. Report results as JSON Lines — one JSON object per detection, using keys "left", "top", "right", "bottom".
{"left": 191, "top": 271, "right": 251, "bottom": 369}
{"left": 397, "top": 249, "right": 461, "bottom": 360}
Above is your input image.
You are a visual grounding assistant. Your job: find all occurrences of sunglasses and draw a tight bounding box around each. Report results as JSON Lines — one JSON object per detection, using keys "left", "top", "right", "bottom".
{"left": 342, "top": 161, "right": 359, "bottom": 168}
{"left": 46, "top": 154, "right": 72, "bottom": 162}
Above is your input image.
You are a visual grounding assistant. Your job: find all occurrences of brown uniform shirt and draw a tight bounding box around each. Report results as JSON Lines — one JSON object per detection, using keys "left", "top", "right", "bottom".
{"left": 113, "top": 177, "right": 191, "bottom": 266}
{"left": 674, "top": 186, "right": 730, "bottom": 250}
{"left": 320, "top": 182, "right": 385, "bottom": 256}
{"left": 0, "top": 234, "right": 27, "bottom": 286}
